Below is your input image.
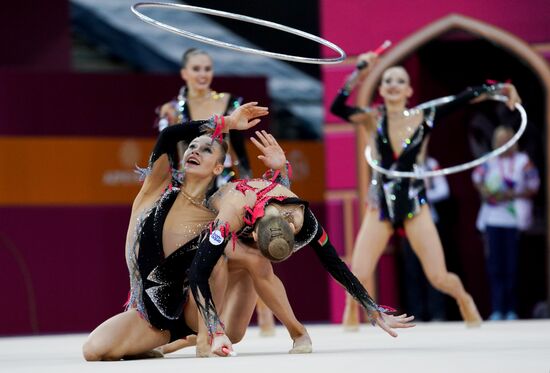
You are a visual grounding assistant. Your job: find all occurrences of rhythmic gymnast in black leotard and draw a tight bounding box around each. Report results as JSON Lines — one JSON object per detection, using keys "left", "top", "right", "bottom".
{"left": 329, "top": 51, "right": 521, "bottom": 329}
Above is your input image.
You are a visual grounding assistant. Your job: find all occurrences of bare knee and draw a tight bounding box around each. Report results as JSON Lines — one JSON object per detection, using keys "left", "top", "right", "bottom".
{"left": 82, "top": 338, "right": 119, "bottom": 361}
{"left": 427, "top": 272, "right": 448, "bottom": 291}
{"left": 247, "top": 255, "right": 274, "bottom": 279}
{"left": 226, "top": 328, "right": 246, "bottom": 344}
{"left": 82, "top": 339, "right": 103, "bottom": 361}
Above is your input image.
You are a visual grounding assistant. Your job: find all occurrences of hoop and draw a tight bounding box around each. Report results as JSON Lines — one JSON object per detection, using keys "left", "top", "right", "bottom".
{"left": 365, "top": 96, "right": 528, "bottom": 178}
{"left": 131, "top": 2, "right": 346, "bottom": 64}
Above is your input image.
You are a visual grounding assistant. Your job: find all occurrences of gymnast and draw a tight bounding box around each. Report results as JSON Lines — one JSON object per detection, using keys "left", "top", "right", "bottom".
{"left": 188, "top": 130, "right": 415, "bottom": 357}
{"left": 82, "top": 102, "right": 267, "bottom": 361}
{"left": 330, "top": 50, "right": 521, "bottom": 329}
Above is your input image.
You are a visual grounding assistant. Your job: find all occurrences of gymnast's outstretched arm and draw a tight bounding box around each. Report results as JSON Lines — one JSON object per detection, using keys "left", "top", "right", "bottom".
{"left": 307, "top": 213, "right": 415, "bottom": 337}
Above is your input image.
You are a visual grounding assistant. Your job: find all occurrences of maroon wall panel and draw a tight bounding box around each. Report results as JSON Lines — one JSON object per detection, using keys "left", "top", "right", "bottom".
{"left": 0, "top": 203, "right": 328, "bottom": 335}
{"left": 0, "top": 71, "right": 269, "bottom": 137}
{"left": 0, "top": 206, "right": 129, "bottom": 334}
{"left": 0, "top": 2, "right": 71, "bottom": 70}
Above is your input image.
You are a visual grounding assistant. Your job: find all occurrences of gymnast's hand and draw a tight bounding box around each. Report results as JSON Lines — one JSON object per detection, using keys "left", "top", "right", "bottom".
{"left": 226, "top": 102, "right": 269, "bottom": 131}
{"left": 250, "top": 130, "right": 287, "bottom": 170}
{"left": 500, "top": 83, "right": 522, "bottom": 111}
{"left": 372, "top": 312, "right": 415, "bottom": 338}
{"left": 356, "top": 51, "right": 378, "bottom": 79}
{"left": 211, "top": 333, "right": 235, "bottom": 357}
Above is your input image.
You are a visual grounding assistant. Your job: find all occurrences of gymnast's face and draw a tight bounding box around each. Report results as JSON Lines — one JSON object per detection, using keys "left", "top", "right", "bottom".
{"left": 180, "top": 53, "right": 214, "bottom": 93}
{"left": 379, "top": 66, "right": 413, "bottom": 104}
{"left": 182, "top": 136, "right": 224, "bottom": 179}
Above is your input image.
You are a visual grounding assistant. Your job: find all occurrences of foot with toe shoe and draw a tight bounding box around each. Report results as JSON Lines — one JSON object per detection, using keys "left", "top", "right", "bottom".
{"left": 289, "top": 333, "right": 312, "bottom": 354}
{"left": 458, "top": 295, "right": 482, "bottom": 328}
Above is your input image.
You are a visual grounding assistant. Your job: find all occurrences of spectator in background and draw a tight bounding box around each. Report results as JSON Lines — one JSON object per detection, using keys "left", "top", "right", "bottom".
{"left": 473, "top": 126, "right": 540, "bottom": 321}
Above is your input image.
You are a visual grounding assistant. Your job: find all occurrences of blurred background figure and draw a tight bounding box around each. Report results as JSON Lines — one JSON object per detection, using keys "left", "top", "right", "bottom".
{"left": 472, "top": 126, "right": 540, "bottom": 321}
{"left": 156, "top": 48, "right": 252, "bottom": 185}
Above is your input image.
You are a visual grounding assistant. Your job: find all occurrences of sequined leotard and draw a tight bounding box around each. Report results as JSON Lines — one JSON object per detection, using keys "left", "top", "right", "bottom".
{"left": 371, "top": 106, "right": 435, "bottom": 225}
{"left": 331, "top": 84, "right": 499, "bottom": 226}
{"left": 126, "top": 188, "right": 209, "bottom": 341}
{"left": 125, "top": 119, "right": 216, "bottom": 341}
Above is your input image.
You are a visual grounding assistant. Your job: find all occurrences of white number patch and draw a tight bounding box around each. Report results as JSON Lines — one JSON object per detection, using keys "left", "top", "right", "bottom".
{"left": 209, "top": 230, "right": 224, "bottom": 245}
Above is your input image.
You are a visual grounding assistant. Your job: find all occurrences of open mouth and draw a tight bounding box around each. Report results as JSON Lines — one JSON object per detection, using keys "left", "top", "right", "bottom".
{"left": 186, "top": 156, "right": 200, "bottom": 166}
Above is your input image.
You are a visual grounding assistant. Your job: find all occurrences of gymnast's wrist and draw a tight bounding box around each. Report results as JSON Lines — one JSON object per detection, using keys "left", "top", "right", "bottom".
{"left": 339, "top": 84, "right": 352, "bottom": 97}
{"left": 219, "top": 115, "right": 231, "bottom": 132}
{"left": 482, "top": 81, "right": 508, "bottom": 96}
{"left": 208, "top": 329, "right": 226, "bottom": 345}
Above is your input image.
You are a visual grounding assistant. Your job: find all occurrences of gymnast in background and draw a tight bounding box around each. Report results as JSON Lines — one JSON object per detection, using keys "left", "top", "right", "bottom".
{"left": 157, "top": 48, "right": 252, "bottom": 184}
{"left": 330, "top": 50, "right": 521, "bottom": 329}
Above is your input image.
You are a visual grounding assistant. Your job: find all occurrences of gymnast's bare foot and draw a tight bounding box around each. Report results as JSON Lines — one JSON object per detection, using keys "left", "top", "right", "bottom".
{"left": 159, "top": 335, "right": 197, "bottom": 354}
{"left": 289, "top": 332, "right": 312, "bottom": 354}
{"left": 123, "top": 348, "right": 164, "bottom": 360}
{"left": 458, "top": 295, "right": 482, "bottom": 328}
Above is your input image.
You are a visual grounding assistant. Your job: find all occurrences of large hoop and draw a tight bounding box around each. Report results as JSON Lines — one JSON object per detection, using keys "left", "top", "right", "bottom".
{"left": 365, "top": 96, "right": 528, "bottom": 178}
{"left": 130, "top": 2, "right": 346, "bottom": 65}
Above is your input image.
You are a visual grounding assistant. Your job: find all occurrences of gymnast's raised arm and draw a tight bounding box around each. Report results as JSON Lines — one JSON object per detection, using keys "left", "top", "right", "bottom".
{"left": 330, "top": 52, "right": 379, "bottom": 125}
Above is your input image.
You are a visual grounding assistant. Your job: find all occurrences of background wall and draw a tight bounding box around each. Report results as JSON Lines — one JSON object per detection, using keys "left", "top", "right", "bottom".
{"left": 1, "top": 0, "right": 549, "bottom": 335}
{"left": 0, "top": 1, "right": 327, "bottom": 335}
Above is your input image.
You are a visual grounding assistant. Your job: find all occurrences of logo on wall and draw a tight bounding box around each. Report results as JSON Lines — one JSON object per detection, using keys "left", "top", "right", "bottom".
{"left": 103, "top": 140, "right": 143, "bottom": 186}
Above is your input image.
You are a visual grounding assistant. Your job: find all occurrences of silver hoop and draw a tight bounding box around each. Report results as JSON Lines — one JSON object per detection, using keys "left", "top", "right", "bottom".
{"left": 365, "top": 96, "right": 528, "bottom": 178}
{"left": 131, "top": 2, "right": 346, "bottom": 64}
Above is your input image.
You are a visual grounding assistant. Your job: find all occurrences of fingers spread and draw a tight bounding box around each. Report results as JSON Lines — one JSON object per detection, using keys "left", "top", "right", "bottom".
{"left": 250, "top": 136, "right": 265, "bottom": 151}
{"left": 375, "top": 318, "right": 398, "bottom": 338}
{"left": 255, "top": 130, "right": 270, "bottom": 146}
{"left": 241, "top": 102, "right": 258, "bottom": 108}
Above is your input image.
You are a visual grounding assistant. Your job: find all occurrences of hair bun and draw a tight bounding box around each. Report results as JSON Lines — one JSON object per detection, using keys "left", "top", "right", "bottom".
{"left": 268, "top": 237, "right": 292, "bottom": 261}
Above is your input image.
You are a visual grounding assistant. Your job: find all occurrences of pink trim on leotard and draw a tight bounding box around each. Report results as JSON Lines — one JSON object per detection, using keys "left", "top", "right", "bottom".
{"left": 233, "top": 178, "right": 287, "bottom": 227}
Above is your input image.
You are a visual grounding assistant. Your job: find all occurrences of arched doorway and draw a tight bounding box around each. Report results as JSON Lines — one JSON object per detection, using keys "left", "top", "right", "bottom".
{"left": 354, "top": 14, "right": 550, "bottom": 317}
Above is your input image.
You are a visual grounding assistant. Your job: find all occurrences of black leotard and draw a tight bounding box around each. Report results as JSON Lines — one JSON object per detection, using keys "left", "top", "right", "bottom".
{"left": 126, "top": 119, "right": 214, "bottom": 341}
{"left": 331, "top": 84, "right": 497, "bottom": 226}
{"left": 136, "top": 188, "right": 205, "bottom": 341}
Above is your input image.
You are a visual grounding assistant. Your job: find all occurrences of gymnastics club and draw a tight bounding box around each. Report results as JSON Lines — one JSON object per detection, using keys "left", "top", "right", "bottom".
{"left": 346, "top": 40, "right": 391, "bottom": 85}
{"left": 222, "top": 347, "right": 237, "bottom": 357}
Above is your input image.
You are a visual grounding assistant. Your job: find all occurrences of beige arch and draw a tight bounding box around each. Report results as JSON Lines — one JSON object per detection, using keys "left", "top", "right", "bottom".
{"left": 353, "top": 13, "right": 550, "bottom": 303}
